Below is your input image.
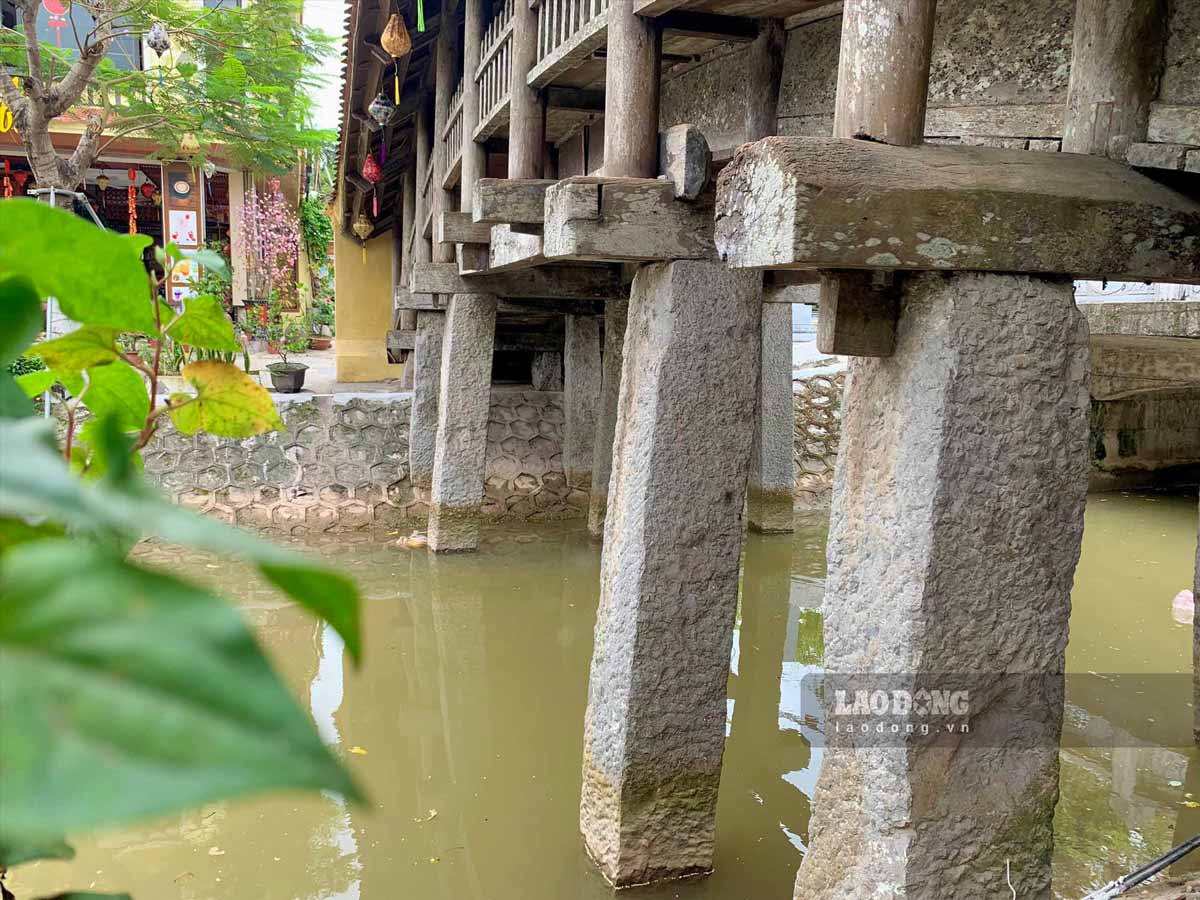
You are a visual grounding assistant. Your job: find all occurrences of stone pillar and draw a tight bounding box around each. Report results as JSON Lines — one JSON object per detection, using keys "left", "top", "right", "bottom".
{"left": 579, "top": 261, "right": 761, "bottom": 886}
{"left": 563, "top": 315, "right": 602, "bottom": 493}
{"left": 747, "top": 302, "right": 795, "bottom": 533}
{"left": 794, "top": 273, "right": 1091, "bottom": 900}
{"left": 427, "top": 294, "right": 497, "bottom": 552}
{"left": 1194, "top": 495, "right": 1199, "bottom": 743}
{"left": 530, "top": 351, "right": 563, "bottom": 391}
{"left": 409, "top": 310, "right": 445, "bottom": 490}
{"left": 587, "top": 297, "right": 628, "bottom": 536}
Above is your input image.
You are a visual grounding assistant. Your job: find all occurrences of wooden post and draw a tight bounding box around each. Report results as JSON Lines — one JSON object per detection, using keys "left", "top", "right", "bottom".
{"left": 509, "top": 0, "right": 545, "bottom": 178}
{"left": 603, "top": 0, "right": 662, "bottom": 178}
{"left": 833, "top": 0, "right": 937, "bottom": 146}
{"left": 1062, "top": 0, "right": 1167, "bottom": 159}
{"left": 399, "top": 168, "right": 418, "bottom": 332}
{"left": 744, "top": 18, "right": 785, "bottom": 142}
{"left": 459, "top": 0, "right": 490, "bottom": 272}
{"left": 821, "top": 0, "right": 935, "bottom": 356}
{"left": 415, "top": 100, "right": 433, "bottom": 266}
{"left": 432, "top": 26, "right": 457, "bottom": 264}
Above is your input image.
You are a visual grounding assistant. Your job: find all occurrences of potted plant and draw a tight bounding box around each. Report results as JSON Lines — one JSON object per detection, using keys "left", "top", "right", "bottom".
{"left": 266, "top": 321, "right": 310, "bottom": 392}
{"left": 308, "top": 300, "right": 334, "bottom": 351}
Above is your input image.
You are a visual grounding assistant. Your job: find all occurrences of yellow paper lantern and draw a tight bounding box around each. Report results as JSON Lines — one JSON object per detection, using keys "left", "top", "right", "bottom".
{"left": 380, "top": 14, "right": 412, "bottom": 103}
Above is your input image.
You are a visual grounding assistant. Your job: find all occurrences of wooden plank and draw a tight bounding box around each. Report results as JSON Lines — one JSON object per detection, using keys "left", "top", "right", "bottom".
{"left": 634, "top": 0, "right": 691, "bottom": 15}
{"left": 543, "top": 177, "right": 716, "bottom": 262}
{"left": 489, "top": 224, "right": 547, "bottom": 271}
{"left": 783, "top": 2, "right": 842, "bottom": 28}
{"left": 714, "top": 137, "right": 1200, "bottom": 284}
{"left": 473, "top": 178, "right": 557, "bottom": 224}
{"left": 659, "top": 10, "right": 758, "bottom": 41}
{"left": 527, "top": 14, "right": 608, "bottom": 89}
{"left": 546, "top": 86, "right": 605, "bottom": 112}
{"left": 409, "top": 261, "right": 623, "bottom": 300}
{"left": 438, "top": 210, "right": 494, "bottom": 244}
{"left": 1148, "top": 104, "right": 1200, "bottom": 146}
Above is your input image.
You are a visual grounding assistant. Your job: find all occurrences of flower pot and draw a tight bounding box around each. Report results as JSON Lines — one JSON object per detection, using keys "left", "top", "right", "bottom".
{"left": 267, "top": 363, "right": 308, "bottom": 393}
{"left": 308, "top": 336, "right": 332, "bottom": 351}
{"left": 266, "top": 341, "right": 281, "bottom": 355}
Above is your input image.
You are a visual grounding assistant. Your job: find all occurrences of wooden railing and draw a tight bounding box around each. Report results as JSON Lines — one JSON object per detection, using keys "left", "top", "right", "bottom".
{"left": 530, "top": 0, "right": 609, "bottom": 87}
{"left": 475, "top": 0, "right": 513, "bottom": 140}
{"left": 441, "top": 77, "right": 464, "bottom": 189}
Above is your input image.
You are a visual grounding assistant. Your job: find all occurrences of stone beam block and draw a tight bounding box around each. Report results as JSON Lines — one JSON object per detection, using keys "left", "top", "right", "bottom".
{"left": 659, "top": 124, "right": 711, "bottom": 201}
{"left": 543, "top": 177, "right": 716, "bottom": 263}
{"left": 473, "top": 178, "right": 556, "bottom": 225}
{"left": 816, "top": 271, "right": 901, "bottom": 357}
{"left": 437, "top": 210, "right": 494, "bottom": 245}
{"left": 409, "top": 261, "right": 623, "bottom": 302}
{"left": 715, "top": 137, "right": 1200, "bottom": 284}
{"left": 488, "top": 224, "right": 546, "bottom": 272}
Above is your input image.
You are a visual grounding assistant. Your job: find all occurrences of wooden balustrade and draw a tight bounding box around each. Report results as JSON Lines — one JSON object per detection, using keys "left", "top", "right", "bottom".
{"left": 441, "top": 77, "right": 465, "bottom": 189}
{"left": 475, "top": 0, "right": 514, "bottom": 140}
{"left": 530, "top": 0, "right": 609, "bottom": 87}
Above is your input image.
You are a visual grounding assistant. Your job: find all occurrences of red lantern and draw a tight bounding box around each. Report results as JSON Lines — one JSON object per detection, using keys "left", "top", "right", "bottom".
{"left": 141, "top": 181, "right": 156, "bottom": 199}
{"left": 362, "top": 152, "right": 381, "bottom": 217}
{"left": 2, "top": 159, "right": 10, "bottom": 199}
{"left": 127, "top": 167, "right": 139, "bottom": 234}
{"left": 13, "top": 171, "right": 28, "bottom": 190}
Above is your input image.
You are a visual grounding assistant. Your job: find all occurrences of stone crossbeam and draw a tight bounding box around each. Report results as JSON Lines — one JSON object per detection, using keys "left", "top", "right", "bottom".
{"left": 388, "top": 329, "right": 563, "bottom": 353}
{"left": 543, "top": 177, "right": 716, "bottom": 263}
{"left": 436, "top": 211, "right": 493, "bottom": 246}
{"left": 473, "top": 178, "right": 556, "bottom": 226}
{"left": 714, "top": 136, "right": 1200, "bottom": 285}
{"left": 408, "top": 261, "right": 621, "bottom": 302}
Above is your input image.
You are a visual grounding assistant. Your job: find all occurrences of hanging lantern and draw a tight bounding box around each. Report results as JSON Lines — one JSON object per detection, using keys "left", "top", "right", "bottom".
{"left": 152, "top": 189, "right": 162, "bottom": 205}
{"left": 361, "top": 151, "right": 382, "bottom": 218}
{"left": 367, "top": 91, "right": 396, "bottom": 128}
{"left": 202, "top": 160, "right": 217, "bottom": 179}
{"left": 380, "top": 14, "right": 412, "bottom": 102}
{"left": 2, "top": 159, "right": 10, "bottom": 199}
{"left": 13, "top": 171, "right": 28, "bottom": 192}
{"left": 180, "top": 133, "right": 200, "bottom": 155}
{"left": 351, "top": 213, "right": 372, "bottom": 264}
{"left": 96, "top": 172, "right": 110, "bottom": 191}
{"left": 127, "top": 167, "right": 139, "bottom": 234}
{"left": 147, "top": 22, "right": 171, "bottom": 55}
{"left": 141, "top": 180, "right": 156, "bottom": 199}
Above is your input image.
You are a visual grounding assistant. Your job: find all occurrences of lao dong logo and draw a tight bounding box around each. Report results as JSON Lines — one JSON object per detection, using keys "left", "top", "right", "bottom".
{"left": 834, "top": 688, "right": 971, "bottom": 718}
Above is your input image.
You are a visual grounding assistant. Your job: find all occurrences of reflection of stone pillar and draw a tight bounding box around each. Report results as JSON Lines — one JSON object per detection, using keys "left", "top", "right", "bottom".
{"left": 579, "top": 261, "right": 761, "bottom": 886}
{"left": 530, "top": 351, "right": 563, "bottom": 391}
{"left": 747, "top": 302, "right": 795, "bottom": 533}
{"left": 428, "top": 294, "right": 497, "bottom": 552}
{"left": 795, "top": 273, "right": 1090, "bottom": 900}
{"left": 563, "top": 315, "right": 602, "bottom": 493}
{"left": 588, "top": 297, "right": 628, "bottom": 537}
{"left": 409, "top": 311, "right": 445, "bottom": 490}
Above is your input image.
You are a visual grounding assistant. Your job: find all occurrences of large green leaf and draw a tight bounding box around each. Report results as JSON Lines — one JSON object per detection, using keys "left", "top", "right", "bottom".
{"left": 31, "top": 327, "right": 121, "bottom": 373}
{"left": 0, "top": 540, "right": 361, "bottom": 845}
{"left": 0, "top": 835, "right": 74, "bottom": 868}
{"left": 0, "top": 372, "right": 33, "bottom": 420}
{"left": 74, "top": 361, "right": 150, "bottom": 431}
{"left": 170, "top": 359, "right": 285, "bottom": 438}
{"left": 16, "top": 369, "right": 59, "bottom": 397}
{"left": 0, "top": 201, "right": 156, "bottom": 333}
{"left": 164, "top": 294, "right": 240, "bottom": 352}
{"left": 0, "top": 274, "right": 44, "bottom": 366}
{"left": 0, "top": 419, "right": 361, "bottom": 662}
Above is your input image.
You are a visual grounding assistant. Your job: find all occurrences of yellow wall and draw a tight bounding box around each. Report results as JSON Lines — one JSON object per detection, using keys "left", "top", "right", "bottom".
{"left": 334, "top": 226, "right": 401, "bottom": 382}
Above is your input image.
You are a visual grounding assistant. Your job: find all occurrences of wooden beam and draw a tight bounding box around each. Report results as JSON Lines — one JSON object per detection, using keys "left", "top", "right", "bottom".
{"left": 489, "top": 225, "right": 546, "bottom": 271}
{"left": 546, "top": 86, "right": 606, "bottom": 113}
{"left": 713, "top": 137, "right": 1200, "bottom": 284}
{"left": 543, "top": 177, "right": 715, "bottom": 263}
{"left": 1062, "top": 0, "right": 1166, "bottom": 159}
{"left": 438, "top": 211, "right": 494, "bottom": 245}
{"left": 816, "top": 271, "right": 899, "bottom": 356}
{"left": 659, "top": 10, "right": 758, "bottom": 42}
{"left": 473, "top": 178, "right": 556, "bottom": 224}
{"left": 784, "top": 2, "right": 843, "bottom": 28}
{"left": 633, "top": 0, "right": 690, "bottom": 16}
{"left": 409, "top": 261, "right": 623, "bottom": 301}
{"left": 390, "top": 328, "right": 563, "bottom": 352}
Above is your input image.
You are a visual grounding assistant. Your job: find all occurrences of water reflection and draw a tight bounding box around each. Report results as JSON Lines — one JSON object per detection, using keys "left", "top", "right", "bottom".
{"left": 11, "top": 494, "right": 1198, "bottom": 900}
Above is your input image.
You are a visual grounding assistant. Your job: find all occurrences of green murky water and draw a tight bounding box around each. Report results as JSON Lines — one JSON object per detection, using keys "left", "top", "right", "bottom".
{"left": 12, "top": 492, "right": 1198, "bottom": 900}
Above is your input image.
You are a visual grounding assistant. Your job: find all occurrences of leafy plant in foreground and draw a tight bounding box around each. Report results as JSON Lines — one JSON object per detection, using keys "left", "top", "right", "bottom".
{"left": 0, "top": 199, "right": 364, "bottom": 900}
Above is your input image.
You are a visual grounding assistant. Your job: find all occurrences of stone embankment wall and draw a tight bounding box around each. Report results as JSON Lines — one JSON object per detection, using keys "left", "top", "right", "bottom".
{"left": 143, "top": 388, "right": 581, "bottom": 536}
{"left": 792, "top": 369, "right": 845, "bottom": 507}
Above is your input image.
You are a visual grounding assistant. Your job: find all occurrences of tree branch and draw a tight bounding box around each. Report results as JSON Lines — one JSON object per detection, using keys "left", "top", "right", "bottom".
{"left": 43, "top": 0, "right": 117, "bottom": 117}
{"left": 16, "top": 0, "right": 45, "bottom": 93}
{"left": 67, "top": 113, "right": 105, "bottom": 177}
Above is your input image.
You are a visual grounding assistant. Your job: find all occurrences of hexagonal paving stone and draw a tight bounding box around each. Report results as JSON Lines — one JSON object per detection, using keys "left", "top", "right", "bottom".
{"left": 255, "top": 485, "right": 281, "bottom": 504}
{"left": 180, "top": 448, "right": 216, "bottom": 470}
{"left": 340, "top": 406, "right": 370, "bottom": 428}
{"left": 196, "top": 465, "right": 230, "bottom": 492}
{"left": 484, "top": 475, "right": 510, "bottom": 498}
{"left": 513, "top": 473, "right": 539, "bottom": 493}
{"left": 178, "top": 489, "right": 213, "bottom": 511}
{"left": 565, "top": 489, "right": 590, "bottom": 507}
{"left": 284, "top": 443, "right": 316, "bottom": 465}
{"left": 264, "top": 459, "right": 300, "bottom": 485}
{"left": 347, "top": 445, "right": 375, "bottom": 466}
{"left": 528, "top": 435, "right": 556, "bottom": 456}
{"left": 340, "top": 501, "right": 372, "bottom": 529}
{"left": 386, "top": 480, "right": 414, "bottom": 504}
{"left": 250, "top": 445, "right": 285, "bottom": 467}
{"left": 514, "top": 404, "right": 538, "bottom": 422}
{"left": 369, "top": 461, "right": 400, "bottom": 483}
{"left": 236, "top": 505, "right": 274, "bottom": 529}
{"left": 360, "top": 425, "right": 385, "bottom": 446}
{"left": 373, "top": 501, "right": 409, "bottom": 528}
{"left": 354, "top": 483, "right": 385, "bottom": 504}
{"left": 541, "top": 471, "right": 569, "bottom": 495}
{"left": 510, "top": 419, "right": 537, "bottom": 440}
{"left": 161, "top": 469, "right": 194, "bottom": 491}
{"left": 519, "top": 453, "right": 549, "bottom": 476}
{"left": 491, "top": 404, "right": 515, "bottom": 423}
{"left": 489, "top": 456, "right": 520, "bottom": 480}
{"left": 216, "top": 486, "right": 255, "bottom": 509}
{"left": 144, "top": 450, "right": 178, "bottom": 474}
{"left": 403, "top": 499, "right": 429, "bottom": 519}
{"left": 543, "top": 406, "right": 566, "bottom": 424}
{"left": 500, "top": 436, "right": 529, "bottom": 456}
{"left": 335, "top": 463, "right": 367, "bottom": 485}
{"left": 295, "top": 424, "right": 325, "bottom": 447}
{"left": 305, "top": 505, "right": 338, "bottom": 531}
{"left": 537, "top": 419, "right": 560, "bottom": 438}
{"left": 272, "top": 505, "right": 306, "bottom": 527}
{"left": 231, "top": 463, "right": 263, "bottom": 484}
{"left": 318, "top": 484, "right": 350, "bottom": 505}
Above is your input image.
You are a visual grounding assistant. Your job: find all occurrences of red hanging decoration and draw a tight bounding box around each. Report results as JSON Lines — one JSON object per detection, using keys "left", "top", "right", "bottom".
{"left": 140, "top": 180, "right": 156, "bottom": 199}
{"left": 127, "top": 167, "right": 139, "bottom": 234}
{"left": 361, "top": 151, "right": 382, "bottom": 219}
{"left": 2, "top": 159, "right": 10, "bottom": 199}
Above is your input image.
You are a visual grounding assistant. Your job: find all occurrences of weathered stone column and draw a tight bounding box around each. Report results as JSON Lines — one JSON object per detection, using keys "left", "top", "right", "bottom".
{"left": 794, "top": 272, "right": 1091, "bottom": 900}
{"left": 587, "top": 297, "right": 628, "bottom": 536}
{"left": 747, "top": 302, "right": 794, "bottom": 532}
{"left": 427, "top": 294, "right": 497, "bottom": 552}
{"left": 409, "top": 311, "right": 445, "bottom": 490}
{"left": 563, "top": 315, "right": 602, "bottom": 494}
{"left": 580, "top": 261, "right": 761, "bottom": 886}
{"left": 530, "top": 351, "right": 563, "bottom": 391}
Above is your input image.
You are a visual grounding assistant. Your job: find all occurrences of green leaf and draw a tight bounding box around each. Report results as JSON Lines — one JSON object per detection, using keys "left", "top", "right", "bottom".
{"left": 75, "top": 417, "right": 143, "bottom": 483}
{"left": 0, "top": 274, "right": 44, "bottom": 367}
{"left": 17, "top": 369, "right": 59, "bottom": 397}
{"left": 0, "top": 419, "right": 361, "bottom": 662}
{"left": 166, "top": 294, "right": 240, "bottom": 352}
{"left": 0, "top": 835, "right": 74, "bottom": 867}
{"left": 0, "top": 372, "right": 33, "bottom": 420}
{"left": 190, "top": 249, "right": 230, "bottom": 280}
{"left": 31, "top": 327, "right": 121, "bottom": 373}
{"left": 74, "top": 362, "right": 150, "bottom": 432}
{"left": 0, "top": 541, "right": 360, "bottom": 845}
{"left": 170, "top": 360, "right": 285, "bottom": 438}
{"left": 0, "top": 201, "right": 156, "bottom": 333}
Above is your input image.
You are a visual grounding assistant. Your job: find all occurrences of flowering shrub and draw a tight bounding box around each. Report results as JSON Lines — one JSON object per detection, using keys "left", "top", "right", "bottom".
{"left": 239, "top": 177, "right": 300, "bottom": 308}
